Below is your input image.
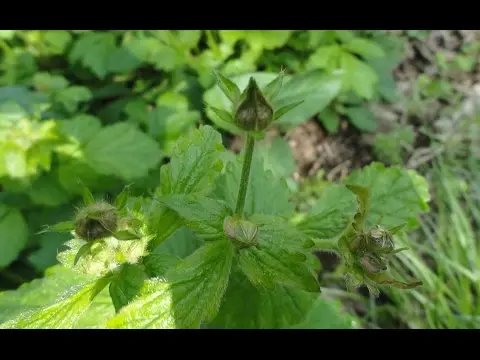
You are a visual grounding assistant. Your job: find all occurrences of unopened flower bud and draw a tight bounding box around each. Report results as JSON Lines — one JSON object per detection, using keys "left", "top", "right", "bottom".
{"left": 359, "top": 252, "right": 387, "bottom": 274}
{"left": 223, "top": 215, "right": 259, "bottom": 249}
{"left": 234, "top": 77, "right": 274, "bottom": 132}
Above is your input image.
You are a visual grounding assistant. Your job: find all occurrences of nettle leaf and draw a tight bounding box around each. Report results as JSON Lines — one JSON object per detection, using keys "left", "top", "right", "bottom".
{"left": 158, "top": 194, "right": 231, "bottom": 241}
{"left": 0, "top": 276, "right": 110, "bottom": 329}
{"left": 213, "top": 152, "right": 294, "bottom": 218}
{"left": 109, "top": 264, "right": 147, "bottom": 312}
{"left": 236, "top": 215, "right": 319, "bottom": 292}
{"left": 209, "top": 268, "right": 336, "bottom": 329}
{"left": 55, "top": 86, "right": 92, "bottom": 113}
{"left": 147, "top": 126, "right": 225, "bottom": 247}
{"left": 318, "top": 106, "right": 341, "bottom": 134}
{"left": 297, "top": 184, "right": 358, "bottom": 240}
{"left": 59, "top": 115, "right": 102, "bottom": 144}
{"left": 0, "top": 204, "right": 28, "bottom": 268}
{"left": 69, "top": 32, "right": 117, "bottom": 79}
{"left": 143, "top": 252, "right": 180, "bottom": 277}
{"left": 107, "top": 239, "right": 234, "bottom": 329}
{"left": 84, "top": 122, "right": 162, "bottom": 181}
{"left": 346, "top": 162, "right": 430, "bottom": 230}
{"left": 343, "top": 38, "right": 386, "bottom": 59}
{"left": 153, "top": 227, "right": 204, "bottom": 259}
{"left": 0, "top": 266, "right": 93, "bottom": 324}
{"left": 291, "top": 297, "right": 356, "bottom": 329}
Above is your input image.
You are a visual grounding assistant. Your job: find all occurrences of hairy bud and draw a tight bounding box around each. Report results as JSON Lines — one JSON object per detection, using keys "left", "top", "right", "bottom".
{"left": 223, "top": 215, "right": 259, "bottom": 249}
{"left": 74, "top": 201, "right": 118, "bottom": 241}
{"left": 234, "top": 77, "right": 274, "bottom": 132}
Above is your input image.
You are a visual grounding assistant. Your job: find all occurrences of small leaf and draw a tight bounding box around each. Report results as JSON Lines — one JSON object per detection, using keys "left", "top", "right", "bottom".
{"left": 318, "top": 107, "right": 340, "bottom": 134}
{"left": 0, "top": 205, "right": 28, "bottom": 268}
{"left": 113, "top": 230, "right": 140, "bottom": 241}
{"left": 114, "top": 185, "right": 130, "bottom": 211}
{"left": 214, "top": 71, "right": 241, "bottom": 104}
{"left": 80, "top": 182, "right": 95, "bottom": 205}
{"left": 143, "top": 252, "right": 180, "bottom": 277}
{"left": 207, "top": 105, "right": 234, "bottom": 124}
{"left": 346, "top": 184, "right": 370, "bottom": 230}
{"left": 109, "top": 264, "right": 147, "bottom": 312}
{"left": 273, "top": 100, "right": 304, "bottom": 121}
{"left": 344, "top": 106, "right": 377, "bottom": 132}
{"left": 74, "top": 242, "right": 93, "bottom": 266}
{"left": 263, "top": 70, "right": 284, "bottom": 100}
{"left": 40, "top": 220, "right": 75, "bottom": 234}
{"left": 367, "top": 272, "right": 422, "bottom": 289}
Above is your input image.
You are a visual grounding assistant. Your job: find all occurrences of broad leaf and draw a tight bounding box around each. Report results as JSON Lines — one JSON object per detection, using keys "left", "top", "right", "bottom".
{"left": 0, "top": 204, "right": 28, "bottom": 268}
{"left": 343, "top": 38, "right": 385, "bottom": 59}
{"left": 107, "top": 239, "right": 234, "bottom": 328}
{"left": 346, "top": 162, "right": 430, "bottom": 229}
{"left": 59, "top": 115, "right": 102, "bottom": 144}
{"left": 213, "top": 152, "right": 294, "bottom": 217}
{"left": 0, "top": 276, "right": 110, "bottom": 329}
{"left": 158, "top": 194, "right": 231, "bottom": 241}
{"left": 109, "top": 264, "right": 147, "bottom": 312}
{"left": 84, "top": 122, "right": 162, "bottom": 181}
{"left": 344, "top": 106, "right": 377, "bottom": 132}
{"left": 297, "top": 184, "right": 358, "bottom": 240}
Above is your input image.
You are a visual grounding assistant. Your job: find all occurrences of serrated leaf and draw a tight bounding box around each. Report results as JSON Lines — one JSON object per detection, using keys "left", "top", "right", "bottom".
{"left": 109, "top": 264, "right": 147, "bottom": 312}
{"left": 147, "top": 126, "right": 225, "bottom": 247}
{"left": 43, "top": 31, "right": 72, "bottom": 53}
{"left": 55, "top": 86, "right": 92, "bottom": 113}
{"left": 346, "top": 162, "right": 430, "bottom": 230}
{"left": 209, "top": 269, "right": 320, "bottom": 329}
{"left": 343, "top": 38, "right": 385, "bottom": 59}
{"left": 307, "top": 45, "right": 341, "bottom": 70}
{"left": 143, "top": 252, "right": 180, "bottom": 277}
{"left": 154, "top": 227, "right": 203, "bottom": 259}
{"left": 0, "top": 204, "right": 28, "bottom": 268}
{"left": 158, "top": 194, "right": 231, "bottom": 241}
{"left": 69, "top": 32, "right": 117, "bottom": 79}
{"left": 291, "top": 297, "right": 356, "bottom": 329}
{"left": 236, "top": 215, "right": 319, "bottom": 292}
{"left": 344, "top": 106, "right": 377, "bottom": 132}
{"left": 107, "top": 240, "right": 234, "bottom": 328}
{"left": 0, "top": 276, "right": 110, "bottom": 329}
{"left": 107, "top": 47, "right": 141, "bottom": 73}
{"left": 297, "top": 184, "right": 358, "bottom": 240}
{"left": 0, "top": 266, "right": 93, "bottom": 324}
{"left": 213, "top": 152, "right": 294, "bottom": 217}
{"left": 84, "top": 123, "right": 162, "bottom": 181}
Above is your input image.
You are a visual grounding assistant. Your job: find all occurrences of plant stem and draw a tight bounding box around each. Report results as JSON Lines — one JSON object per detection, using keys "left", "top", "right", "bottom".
{"left": 235, "top": 133, "right": 255, "bottom": 216}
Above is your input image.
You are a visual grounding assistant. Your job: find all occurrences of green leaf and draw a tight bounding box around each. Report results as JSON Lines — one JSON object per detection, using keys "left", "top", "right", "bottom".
{"left": 43, "top": 31, "right": 72, "bottom": 53}
{"left": 346, "top": 162, "right": 430, "bottom": 230}
{"left": 343, "top": 38, "right": 386, "bottom": 59}
{"left": 263, "top": 71, "right": 284, "bottom": 100}
{"left": 273, "top": 100, "right": 304, "bottom": 121}
{"left": 143, "top": 252, "right": 180, "bottom": 277}
{"left": 0, "top": 204, "right": 28, "bottom": 268}
{"left": 26, "top": 173, "right": 71, "bottom": 207}
{"left": 158, "top": 194, "right": 231, "bottom": 241}
{"left": 55, "top": 86, "right": 92, "bottom": 113}
{"left": 213, "top": 152, "right": 294, "bottom": 217}
{"left": 0, "top": 276, "right": 110, "bottom": 329}
{"left": 318, "top": 106, "right": 341, "bottom": 133}
{"left": 109, "top": 264, "right": 147, "bottom": 312}
{"left": 344, "top": 106, "right": 377, "bottom": 132}
{"left": 206, "top": 105, "right": 234, "bottom": 125}
{"left": 237, "top": 215, "right": 319, "bottom": 292}
{"left": 69, "top": 32, "right": 117, "bottom": 79}
{"left": 154, "top": 227, "right": 203, "bottom": 259}
{"left": 147, "top": 126, "right": 225, "bottom": 247}
{"left": 297, "top": 184, "right": 358, "bottom": 240}
{"left": 107, "top": 46, "right": 142, "bottom": 73}
{"left": 0, "top": 266, "right": 93, "bottom": 324}
{"left": 59, "top": 115, "right": 102, "bottom": 144}
{"left": 107, "top": 240, "right": 234, "bottom": 328}
{"left": 32, "top": 72, "right": 69, "bottom": 93}
{"left": 291, "top": 297, "right": 356, "bottom": 329}
{"left": 214, "top": 71, "right": 241, "bottom": 104}
{"left": 84, "top": 123, "right": 162, "bottom": 181}
{"left": 209, "top": 268, "right": 318, "bottom": 329}
{"left": 340, "top": 52, "right": 378, "bottom": 100}
{"left": 307, "top": 45, "right": 341, "bottom": 70}
{"left": 273, "top": 70, "right": 343, "bottom": 126}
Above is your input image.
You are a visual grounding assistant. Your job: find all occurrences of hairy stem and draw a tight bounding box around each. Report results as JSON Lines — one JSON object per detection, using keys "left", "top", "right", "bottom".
{"left": 235, "top": 133, "right": 255, "bottom": 216}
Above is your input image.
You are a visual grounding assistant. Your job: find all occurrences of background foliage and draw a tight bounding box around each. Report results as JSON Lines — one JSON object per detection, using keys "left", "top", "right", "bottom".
{"left": 0, "top": 29, "right": 479, "bottom": 329}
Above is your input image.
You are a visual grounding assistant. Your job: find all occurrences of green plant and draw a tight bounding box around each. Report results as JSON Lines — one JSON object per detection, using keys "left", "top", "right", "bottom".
{"left": 0, "top": 72, "right": 429, "bottom": 329}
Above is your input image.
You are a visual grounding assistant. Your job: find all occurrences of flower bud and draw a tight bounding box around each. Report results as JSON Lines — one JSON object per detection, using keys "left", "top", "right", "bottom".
{"left": 74, "top": 201, "right": 118, "bottom": 241}
{"left": 234, "top": 77, "right": 274, "bottom": 132}
{"left": 223, "top": 215, "right": 259, "bottom": 249}
{"left": 359, "top": 252, "right": 387, "bottom": 274}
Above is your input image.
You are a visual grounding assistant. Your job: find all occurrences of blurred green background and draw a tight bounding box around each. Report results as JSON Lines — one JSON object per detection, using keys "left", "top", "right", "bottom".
{"left": 0, "top": 30, "right": 479, "bottom": 328}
